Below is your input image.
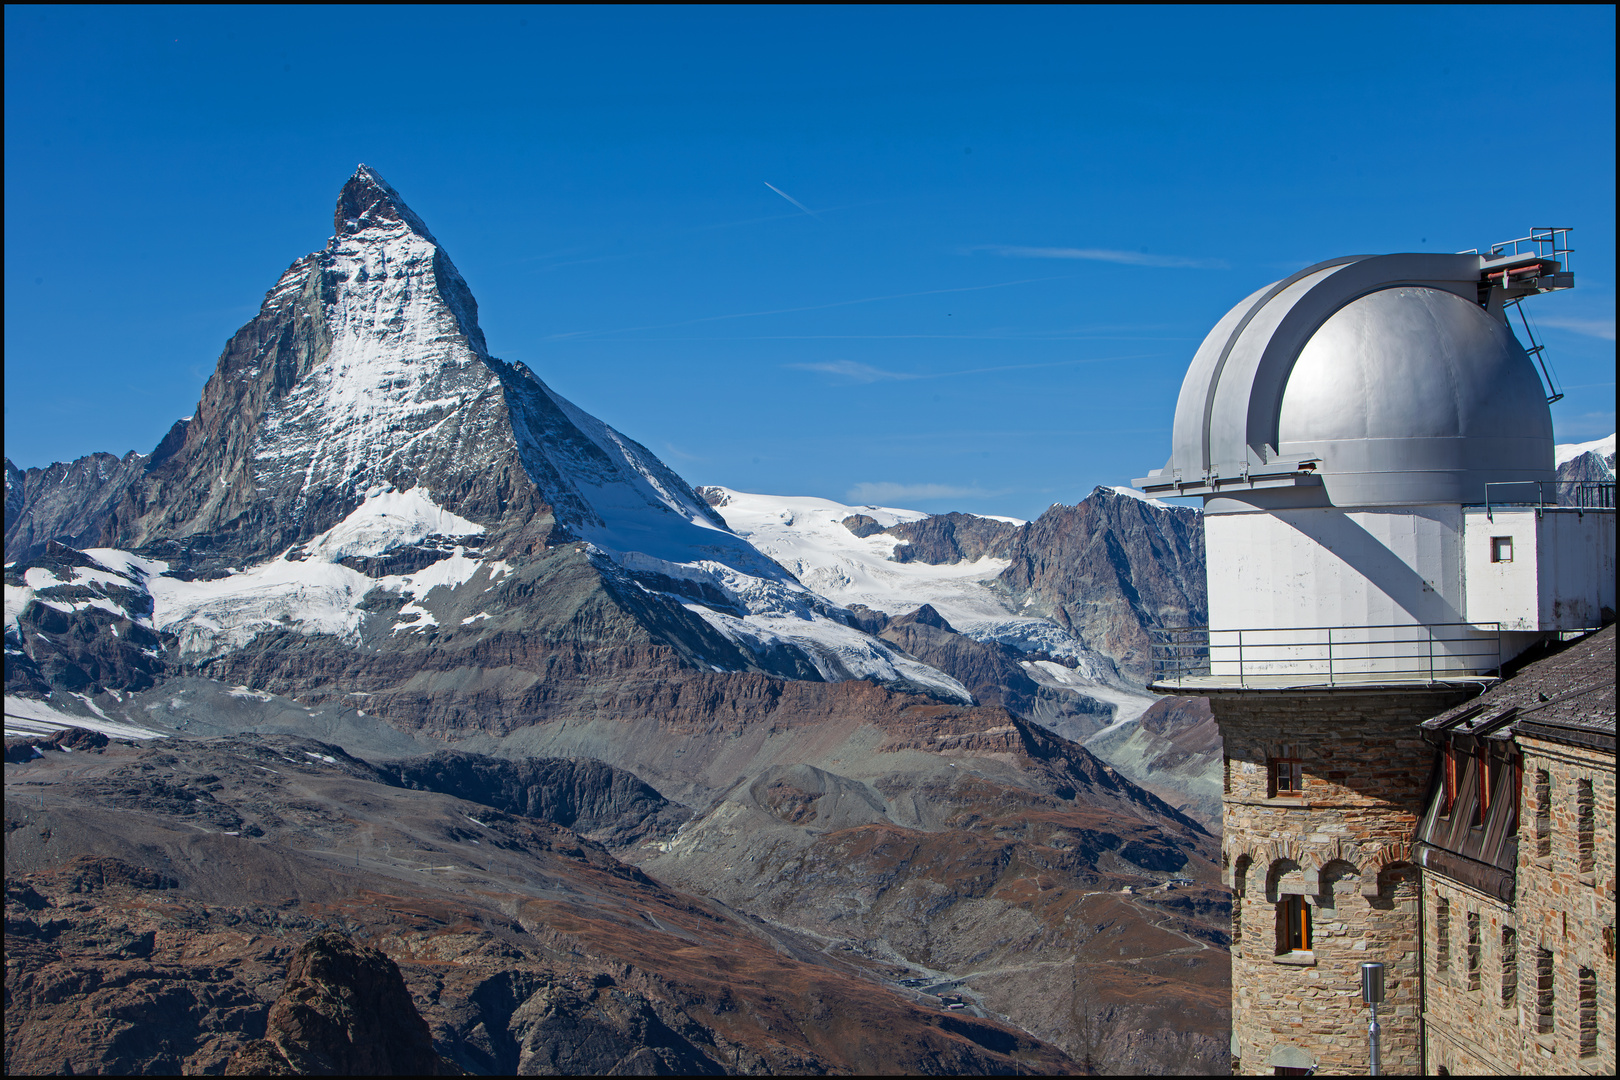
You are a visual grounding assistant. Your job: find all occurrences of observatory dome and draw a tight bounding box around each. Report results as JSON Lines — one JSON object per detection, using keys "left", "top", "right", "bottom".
{"left": 1277, "top": 286, "right": 1554, "bottom": 505}
{"left": 1156, "top": 253, "right": 1556, "bottom": 509}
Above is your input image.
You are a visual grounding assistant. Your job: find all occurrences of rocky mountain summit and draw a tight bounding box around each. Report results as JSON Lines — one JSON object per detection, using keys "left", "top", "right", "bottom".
{"left": 225, "top": 932, "right": 453, "bottom": 1076}
{"left": 5, "top": 166, "right": 1230, "bottom": 1073}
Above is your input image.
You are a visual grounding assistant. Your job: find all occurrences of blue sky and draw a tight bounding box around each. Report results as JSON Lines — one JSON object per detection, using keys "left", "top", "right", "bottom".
{"left": 5, "top": 5, "right": 1614, "bottom": 520}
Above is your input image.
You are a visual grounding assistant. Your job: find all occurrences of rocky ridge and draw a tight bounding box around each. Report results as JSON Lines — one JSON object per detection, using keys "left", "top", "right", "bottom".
{"left": 4, "top": 166, "right": 1232, "bottom": 1073}
{"left": 4, "top": 731, "right": 1078, "bottom": 1075}
{"left": 1083, "top": 696, "right": 1223, "bottom": 829}
{"left": 225, "top": 931, "right": 453, "bottom": 1075}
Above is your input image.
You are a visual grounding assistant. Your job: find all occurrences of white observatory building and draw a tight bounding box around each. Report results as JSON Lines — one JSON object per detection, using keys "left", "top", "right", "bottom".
{"left": 1136, "top": 230, "right": 1614, "bottom": 686}
{"left": 1133, "top": 229, "right": 1615, "bottom": 1076}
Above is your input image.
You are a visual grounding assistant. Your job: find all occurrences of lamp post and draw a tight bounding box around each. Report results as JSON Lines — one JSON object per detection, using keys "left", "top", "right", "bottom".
{"left": 1361, "top": 961, "right": 1385, "bottom": 1076}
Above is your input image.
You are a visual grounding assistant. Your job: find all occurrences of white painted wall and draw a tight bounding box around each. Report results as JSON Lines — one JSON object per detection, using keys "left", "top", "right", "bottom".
{"left": 1462, "top": 509, "right": 1616, "bottom": 630}
{"left": 1539, "top": 511, "right": 1616, "bottom": 627}
{"left": 1461, "top": 509, "right": 1540, "bottom": 631}
{"left": 1205, "top": 506, "right": 1501, "bottom": 677}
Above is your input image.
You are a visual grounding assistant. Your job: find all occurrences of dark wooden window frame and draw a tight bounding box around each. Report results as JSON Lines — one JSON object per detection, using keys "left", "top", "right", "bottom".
{"left": 1277, "top": 895, "right": 1311, "bottom": 954}
{"left": 1474, "top": 744, "right": 1493, "bottom": 828}
{"left": 1270, "top": 744, "right": 1303, "bottom": 798}
{"left": 1442, "top": 743, "right": 1459, "bottom": 816}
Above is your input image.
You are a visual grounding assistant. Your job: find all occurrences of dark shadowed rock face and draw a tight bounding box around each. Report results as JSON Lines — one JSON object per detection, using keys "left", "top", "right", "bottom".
{"left": 225, "top": 932, "right": 451, "bottom": 1076}
{"left": 993, "top": 488, "right": 1205, "bottom": 684}
{"left": 3, "top": 541, "right": 169, "bottom": 697}
{"left": 840, "top": 512, "right": 887, "bottom": 538}
{"left": 887, "top": 511, "right": 1022, "bottom": 564}
{"left": 879, "top": 605, "right": 1113, "bottom": 741}
{"left": 4, "top": 452, "right": 149, "bottom": 564}
{"left": 389, "top": 752, "right": 691, "bottom": 852}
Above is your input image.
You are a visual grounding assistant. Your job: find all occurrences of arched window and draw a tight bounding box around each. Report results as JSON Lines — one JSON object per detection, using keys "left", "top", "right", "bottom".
{"left": 1277, "top": 895, "right": 1311, "bottom": 954}
{"left": 1232, "top": 855, "right": 1252, "bottom": 948}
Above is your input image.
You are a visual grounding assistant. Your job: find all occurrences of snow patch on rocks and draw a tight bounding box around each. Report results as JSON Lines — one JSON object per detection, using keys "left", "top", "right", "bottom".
{"left": 1555, "top": 432, "right": 1616, "bottom": 466}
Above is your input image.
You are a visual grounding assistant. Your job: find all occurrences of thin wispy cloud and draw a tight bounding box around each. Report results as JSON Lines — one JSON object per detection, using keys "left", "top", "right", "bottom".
{"left": 847, "top": 481, "right": 1003, "bottom": 504}
{"left": 544, "top": 275, "right": 1072, "bottom": 341}
{"left": 975, "top": 244, "right": 1228, "bottom": 270}
{"left": 764, "top": 181, "right": 818, "bottom": 217}
{"left": 1536, "top": 316, "right": 1616, "bottom": 342}
{"left": 785, "top": 354, "right": 1158, "bottom": 383}
{"left": 661, "top": 442, "right": 706, "bottom": 463}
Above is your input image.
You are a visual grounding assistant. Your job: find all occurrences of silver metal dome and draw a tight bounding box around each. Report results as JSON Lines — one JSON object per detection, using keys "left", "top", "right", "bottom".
{"left": 1136, "top": 252, "right": 1558, "bottom": 509}
{"left": 1277, "top": 285, "right": 1553, "bottom": 506}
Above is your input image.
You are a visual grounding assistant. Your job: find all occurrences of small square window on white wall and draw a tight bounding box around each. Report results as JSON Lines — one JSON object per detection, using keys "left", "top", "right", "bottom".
{"left": 1490, "top": 536, "right": 1513, "bottom": 563}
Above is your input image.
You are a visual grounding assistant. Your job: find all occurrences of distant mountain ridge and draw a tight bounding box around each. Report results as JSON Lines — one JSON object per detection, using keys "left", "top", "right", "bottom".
{"left": 701, "top": 483, "right": 1206, "bottom": 688}
{"left": 5, "top": 165, "right": 966, "bottom": 703}
{"left": 4, "top": 165, "right": 1233, "bottom": 1073}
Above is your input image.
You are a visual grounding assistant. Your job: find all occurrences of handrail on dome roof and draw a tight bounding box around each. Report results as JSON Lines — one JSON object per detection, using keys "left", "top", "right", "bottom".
{"left": 1459, "top": 227, "right": 1573, "bottom": 271}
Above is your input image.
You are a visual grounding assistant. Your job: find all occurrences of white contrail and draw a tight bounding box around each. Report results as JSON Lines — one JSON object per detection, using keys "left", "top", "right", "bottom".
{"left": 975, "top": 244, "right": 1228, "bottom": 269}
{"left": 764, "top": 181, "right": 818, "bottom": 217}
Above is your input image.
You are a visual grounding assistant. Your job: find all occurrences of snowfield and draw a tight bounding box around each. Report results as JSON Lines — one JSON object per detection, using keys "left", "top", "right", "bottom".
{"left": 4, "top": 694, "right": 166, "bottom": 741}
{"left": 9, "top": 483, "right": 972, "bottom": 703}
{"left": 84, "top": 487, "right": 505, "bottom": 659}
{"left": 1555, "top": 432, "right": 1616, "bottom": 467}
{"left": 706, "top": 487, "right": 1116, "bottom": 680}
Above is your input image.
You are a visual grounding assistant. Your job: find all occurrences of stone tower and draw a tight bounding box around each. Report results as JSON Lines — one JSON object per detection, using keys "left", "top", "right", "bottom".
{"left": 1133, "top": 232, "right": 1613, "bottom": 1074}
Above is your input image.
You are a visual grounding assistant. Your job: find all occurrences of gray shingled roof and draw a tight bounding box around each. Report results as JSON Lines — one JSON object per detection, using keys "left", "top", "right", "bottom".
{"left": 1422, "top": 624, "right": 1615, "bottom": 750}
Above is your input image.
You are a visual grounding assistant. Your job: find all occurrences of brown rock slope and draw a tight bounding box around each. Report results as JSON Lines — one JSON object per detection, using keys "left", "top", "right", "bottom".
{"left": 226, "top": 931, "right": 453, "bottom": 1075}
{"left": 1083, "top": 696, "right": 1222, "bottom": 831}
{"left": 877, "top": 604, "right": 1113, "bottom": 743}
{"left": 638, "top": 707, "right": 1231, "bottom": 1075}
{"left": 3, "top": 732, "right": 1076, "bottom": 1076}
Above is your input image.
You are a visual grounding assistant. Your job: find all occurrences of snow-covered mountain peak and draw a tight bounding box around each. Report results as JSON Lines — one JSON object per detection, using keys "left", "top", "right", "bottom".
{"left": 1555, "top": 432, "right": 1616, "bottom": 468}
{"left": 11, "top": 168, "right": 984, "bottom": 704}
{"left": 334, "top": 163, "right": 440, "bottom": 245}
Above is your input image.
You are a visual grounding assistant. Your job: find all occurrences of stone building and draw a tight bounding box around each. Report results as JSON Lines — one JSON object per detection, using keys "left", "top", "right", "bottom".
{"left": 1217, "top": 687, "right": 1467, "bottom": 1074}
{"left": 1133, "top": 232, "right": 1615, "bottom": 1075}
{"left": 1417, "top": 626, "right": 1615, "bottom": 1075}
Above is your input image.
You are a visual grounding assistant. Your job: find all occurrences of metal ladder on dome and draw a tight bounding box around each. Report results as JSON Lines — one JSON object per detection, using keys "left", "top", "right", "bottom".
{"left": 1462, "top": 227, "right": 1574, "bottom": 405}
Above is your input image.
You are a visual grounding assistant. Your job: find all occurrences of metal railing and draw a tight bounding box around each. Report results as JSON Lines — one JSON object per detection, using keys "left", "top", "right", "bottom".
{"left": 1458, "top": 227, "right": 1573, "bottom": 267}
{"left": 1489, "top": 227, "right": 1573, "bottom": 266}
{"left": 1481, "top": 480, "right": 1616, "bottom": 519}
{"left": 1150, "top": 622, "right": 1504, "bottom": 688}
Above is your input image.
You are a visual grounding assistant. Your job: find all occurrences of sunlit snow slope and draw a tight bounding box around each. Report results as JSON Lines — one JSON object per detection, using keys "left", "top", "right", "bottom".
{"left": 705, "top": 487, "right": 1127, "bottom": 679}
{"left": 25, "top": 165, "right": 970, "bottom": 704}
{"left": 1555, "top": 432, "right": 1616, "bottom": 466}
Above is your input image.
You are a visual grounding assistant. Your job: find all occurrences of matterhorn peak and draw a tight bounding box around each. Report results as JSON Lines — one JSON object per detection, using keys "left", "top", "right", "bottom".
{"left": 333, "top": 163, "right": 438, "bottom": 243}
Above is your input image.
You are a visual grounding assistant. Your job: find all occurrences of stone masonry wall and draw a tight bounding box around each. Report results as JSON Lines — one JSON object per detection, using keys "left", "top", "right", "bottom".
{"left": 1513, "top": 735, "right": 1616, "bottom": 1076}
{"left": 1213, "top": 689, "right": 1470, "bottom": 1076}
{"left": 1422, "top": 876, "right": 1520, "bottom": 1074}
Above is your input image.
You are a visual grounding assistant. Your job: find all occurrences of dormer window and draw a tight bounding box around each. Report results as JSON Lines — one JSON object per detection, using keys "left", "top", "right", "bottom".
{"left": 1443, "top": 743, "right": 1459, "bottom": 816}
{"left": 1270, "top": 744, "right": 1303, "bottom": 797}
{"left": 1474, "top": 745, "right": 1493, "bottom": 828}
